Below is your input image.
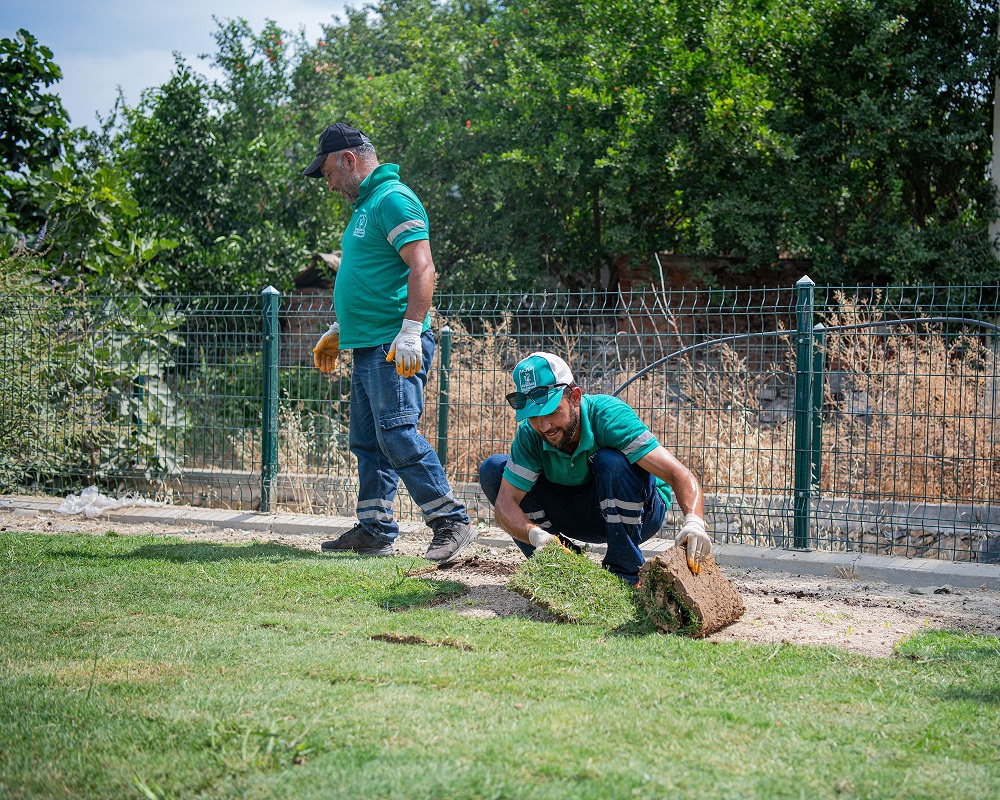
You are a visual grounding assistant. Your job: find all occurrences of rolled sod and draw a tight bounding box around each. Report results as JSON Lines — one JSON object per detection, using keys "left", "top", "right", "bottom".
{"left": 507, "top": 542, "right": 642, "bottom": 627}
{"left": 638, "top": 548, "right": 745, "bottom": 637}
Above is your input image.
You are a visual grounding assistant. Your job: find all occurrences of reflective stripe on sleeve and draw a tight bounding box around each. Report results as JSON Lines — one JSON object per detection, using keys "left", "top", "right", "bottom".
{"left": 505, "top": 460, "right": 539, "bottom": 483}
{"left": 387, "top": 219, "right": 426, "bottom": 246}
{"left": 622, "top": 430, "right": 654, "bottom": 457}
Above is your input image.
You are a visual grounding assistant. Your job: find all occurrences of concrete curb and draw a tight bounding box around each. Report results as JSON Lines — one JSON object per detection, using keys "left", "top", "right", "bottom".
{"left": 476, "top": 535, "right": 1000, "bottom": 590}
{"left": 706, "top": 543, "right": 1000, "bottom": 591}
{"left": 4, "top": 497, "right": 999, "bottom": 591}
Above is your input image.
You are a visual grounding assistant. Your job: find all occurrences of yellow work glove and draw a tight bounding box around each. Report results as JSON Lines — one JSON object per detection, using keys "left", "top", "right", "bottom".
{"left": 312, "top": 323, "right": 340, "bottom": 373}
{"left": 675, "top": 513, "right": 712, "bottom": 575}
{"left": 386, "top": 318, "right": 423, "bottom": 378}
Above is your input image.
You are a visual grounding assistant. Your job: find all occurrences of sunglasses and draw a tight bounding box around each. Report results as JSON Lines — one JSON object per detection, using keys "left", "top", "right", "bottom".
{"left": 505, "top": 383, "right": 569, "bottom": 411}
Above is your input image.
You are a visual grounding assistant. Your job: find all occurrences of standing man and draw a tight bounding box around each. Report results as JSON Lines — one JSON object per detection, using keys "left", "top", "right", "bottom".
{"left": 303, "top": 123, "right": 475, "bottom": 562}
{"left": 478, "top": 352, "right": 712, "bottom": 584}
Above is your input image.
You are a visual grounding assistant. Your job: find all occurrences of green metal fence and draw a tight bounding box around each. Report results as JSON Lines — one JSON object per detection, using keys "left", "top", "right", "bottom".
{"left": 2, "top": 279, "right": 998, "bottom": 563}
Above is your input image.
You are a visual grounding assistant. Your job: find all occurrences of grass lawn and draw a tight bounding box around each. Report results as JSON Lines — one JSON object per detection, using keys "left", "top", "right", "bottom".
{"left": 1, "top": 532, "right": 998, "bottom": 800}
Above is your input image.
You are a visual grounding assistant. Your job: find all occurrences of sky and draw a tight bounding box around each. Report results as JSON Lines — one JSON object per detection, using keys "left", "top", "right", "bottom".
{"left": 2, "top": 0, "right": 348, "bottom": 130}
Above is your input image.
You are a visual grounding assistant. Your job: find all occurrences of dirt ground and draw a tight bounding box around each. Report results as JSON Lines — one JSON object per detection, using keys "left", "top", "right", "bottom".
{"left": 3, "top": 504, "right": 998, "bottom": 658}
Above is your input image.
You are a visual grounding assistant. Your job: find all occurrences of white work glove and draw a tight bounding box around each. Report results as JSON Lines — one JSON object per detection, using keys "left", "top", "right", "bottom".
{"left": 675, "top": 513, "right": 712, "bottom": 575}
{"left": 386, "top": 318, "right": 423, "bottom": 378}
{"left": 527, "top": 526, "right": 555, "bottom": 549}
{"left": 312, "top": 322, "right": 340, "bottom": 373}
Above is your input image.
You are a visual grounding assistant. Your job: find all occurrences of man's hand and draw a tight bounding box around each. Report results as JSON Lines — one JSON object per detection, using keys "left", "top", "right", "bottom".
{"left": 527, "top": 527, "right": 574, "bottom": 555}
{"left": 312, "top": 323, "right": 340, "bottom": 373}
{"left": 528, "top": 526, "right": 555, "bottom": 550}
{"left": 386, "top": 319, "right": 423, "bottom": 377}
{"left": 675, "top": 514, "right": 712, "bottom": 575}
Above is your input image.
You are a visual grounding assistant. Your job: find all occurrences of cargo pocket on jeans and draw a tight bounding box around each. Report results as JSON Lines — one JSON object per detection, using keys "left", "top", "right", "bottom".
{"left": 378, "top": 411, "right": 425, "bottom": 467}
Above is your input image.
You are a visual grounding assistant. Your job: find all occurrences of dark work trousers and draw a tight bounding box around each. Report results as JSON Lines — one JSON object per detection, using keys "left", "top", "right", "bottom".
{"left": 478, "top": 448, "right": 667, "bottom": 584}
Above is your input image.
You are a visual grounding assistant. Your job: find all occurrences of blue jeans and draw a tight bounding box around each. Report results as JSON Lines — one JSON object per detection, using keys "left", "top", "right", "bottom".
{"left": 478, "top": 449, "right": 666, "bottom": 584}
{"left": 349, "top": 330, "right": 469, "bottom": 542}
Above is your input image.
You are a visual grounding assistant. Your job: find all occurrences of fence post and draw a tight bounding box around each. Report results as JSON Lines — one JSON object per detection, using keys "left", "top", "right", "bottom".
{"left": 260, "top": 286, "right": 280, "bottom": 513}
{"left": 437, "top": 325, "right": 452, "bottom": 466}
{"left": 811, "top": 323, "right": 826, "bottom": 489}
{"left": 792, "top": 276, "right": 815, "bottom": 549}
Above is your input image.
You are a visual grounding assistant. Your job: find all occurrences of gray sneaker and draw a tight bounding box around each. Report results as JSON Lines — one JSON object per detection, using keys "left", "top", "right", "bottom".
{"left": 424, "top": 521, "right": 477, "bottom": 562}
{"left": 321, "top": 525, "right": 394, "bottom": 557}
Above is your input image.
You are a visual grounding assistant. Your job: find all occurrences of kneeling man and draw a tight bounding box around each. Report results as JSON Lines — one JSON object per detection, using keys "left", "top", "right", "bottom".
{"left": 479, "top": 352, "right": 711, "bottom": 584}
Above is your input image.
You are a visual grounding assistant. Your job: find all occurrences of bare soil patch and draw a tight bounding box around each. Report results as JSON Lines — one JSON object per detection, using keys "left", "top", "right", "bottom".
{"left": 3, "top": 503, "right": 997, "bottom": 657}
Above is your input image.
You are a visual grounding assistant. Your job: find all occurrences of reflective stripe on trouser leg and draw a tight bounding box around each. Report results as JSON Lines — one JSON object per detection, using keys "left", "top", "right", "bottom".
{"left": 356, "top": 498, "right": 395, "bottom": 527}
{"left": 598, "top": 497, "right": 645, "bottom": 526}
{"left": 419, "top": 491, "right": 467, "bottom": 523}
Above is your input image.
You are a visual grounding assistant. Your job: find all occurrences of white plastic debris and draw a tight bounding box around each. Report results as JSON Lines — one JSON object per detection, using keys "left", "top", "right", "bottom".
{"left": 57, "top": 486, "right": 162, "bottom": 519}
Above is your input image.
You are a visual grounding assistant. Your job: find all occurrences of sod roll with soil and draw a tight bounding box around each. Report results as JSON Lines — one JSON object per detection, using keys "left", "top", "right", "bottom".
{"left": 507, "top": 541, "right": 641, "bottom": 627}
{"left": 638, "top": 548, "right": 745, "bottom": 637}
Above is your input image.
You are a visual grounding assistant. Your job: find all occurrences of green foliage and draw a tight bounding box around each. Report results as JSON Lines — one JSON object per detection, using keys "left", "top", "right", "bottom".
{"left": 95, "top": 23, "right": 323, "bottom": 293}
{"left": 0, "top": 28, "right": 70, "bottom": 233}
{"left": 291, "top": 0, "right": 999, "bottom": 288}
{"left": 21, "top": 160, "right": 179, "bottom": 289}
{"left": 7, "top": 3, "right": 1000, "bottom": 294}
{"left": 0, "top": 265, "right": 188, "bottom": 490}
{"left": 0, "top": 31, "right": 179, "bottom": 294}
{"left": 702, "top": 0, "right": 1000, "bottom": 283}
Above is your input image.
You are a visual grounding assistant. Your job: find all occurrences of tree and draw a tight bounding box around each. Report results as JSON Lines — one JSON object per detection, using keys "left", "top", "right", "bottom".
{"left": 27, "top": 2, "right": 995, "bottom": 294}
{"left": 694, "top": 0, "right": 1000, "bottom": 283}
{"left": 0, "top": 28, "right": 71, "bottom": 234}
{"left": 98, "top": 21, "right": 333, "bottom": 293}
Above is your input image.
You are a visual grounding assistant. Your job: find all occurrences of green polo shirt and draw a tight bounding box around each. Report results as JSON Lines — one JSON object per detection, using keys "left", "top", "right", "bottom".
{"left": 334, "top": 163, "right": 432, "bottom": 350}
{"left": 502, "top": 394, "right": 674, "bottom": 506}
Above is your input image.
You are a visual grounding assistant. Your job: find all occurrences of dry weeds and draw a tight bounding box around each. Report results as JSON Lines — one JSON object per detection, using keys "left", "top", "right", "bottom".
{"left": 235, "top": 299, "right": 998, "bottom": 546}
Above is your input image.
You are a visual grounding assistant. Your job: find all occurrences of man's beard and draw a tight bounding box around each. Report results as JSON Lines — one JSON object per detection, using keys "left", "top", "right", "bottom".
{"left": 554, "top": 405, "right": 580, "bottom": 454}
{"left": 342, "top": 179, "right": 362, "bottom": 204}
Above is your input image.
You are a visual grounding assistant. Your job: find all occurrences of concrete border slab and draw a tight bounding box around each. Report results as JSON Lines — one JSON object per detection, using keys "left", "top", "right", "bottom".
{"left": 477, "top": 535, "right": 1000, "bottom": 590}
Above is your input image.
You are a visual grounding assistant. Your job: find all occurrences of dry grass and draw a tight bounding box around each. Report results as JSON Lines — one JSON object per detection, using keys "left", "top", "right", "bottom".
{"left": 229, "top": 402, "right": 356, "bottom": 514}
{"left": 820, "top": 294, "right": 1000, "bottom": 505}
{"left": 250, "top": 298, "right": 998, "bottom": 528}
{"left": 654, "top": 342, "right": 796, "bottom": 502}
{"left": 421, "top": 315, "right": 523, "bottom": 482}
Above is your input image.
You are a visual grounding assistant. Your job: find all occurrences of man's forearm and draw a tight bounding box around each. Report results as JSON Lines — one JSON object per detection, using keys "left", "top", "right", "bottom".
{"left": 404, "top": 267, "right": 433, "bottom": 321}
{"left": 495, "top": 496, "right": 534, "bottom": 544}
{"left": 671, "top": 478, "right": 704, "bottom": 518}
{"left": 636, "top": 446, "right": 704, "bottom": 517}
{"left": 399, "top": 240, "right": 435, "bottom": 322}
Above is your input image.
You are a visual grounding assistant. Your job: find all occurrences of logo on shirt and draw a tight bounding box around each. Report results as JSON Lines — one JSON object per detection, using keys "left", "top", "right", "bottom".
{"left": 353, "top": 212, "right": 368, "bottom": 238}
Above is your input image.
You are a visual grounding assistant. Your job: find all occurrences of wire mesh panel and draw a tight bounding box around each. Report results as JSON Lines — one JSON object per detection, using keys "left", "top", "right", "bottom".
{"left": 813, "top": 286, "right": 1000, "bottom": 562}
{"left": 167, "top": 295, "right": 266, "bottom": 507}
{"left": 270, "top": 292, "right": 355, "bottom": 514}
{"left": 1, "top": 283, "right": 997, "bottom": 563}
{"left": 0, "top": 293, "right": 263, "bottom": 507}
{"left": 611, "top": 287, "right": 800, "bottom": 548}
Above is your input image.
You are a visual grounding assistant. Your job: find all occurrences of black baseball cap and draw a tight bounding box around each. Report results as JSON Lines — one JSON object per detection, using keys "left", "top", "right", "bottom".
{"left": 302, "top": 123, "right": 372, "bottom": 178}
